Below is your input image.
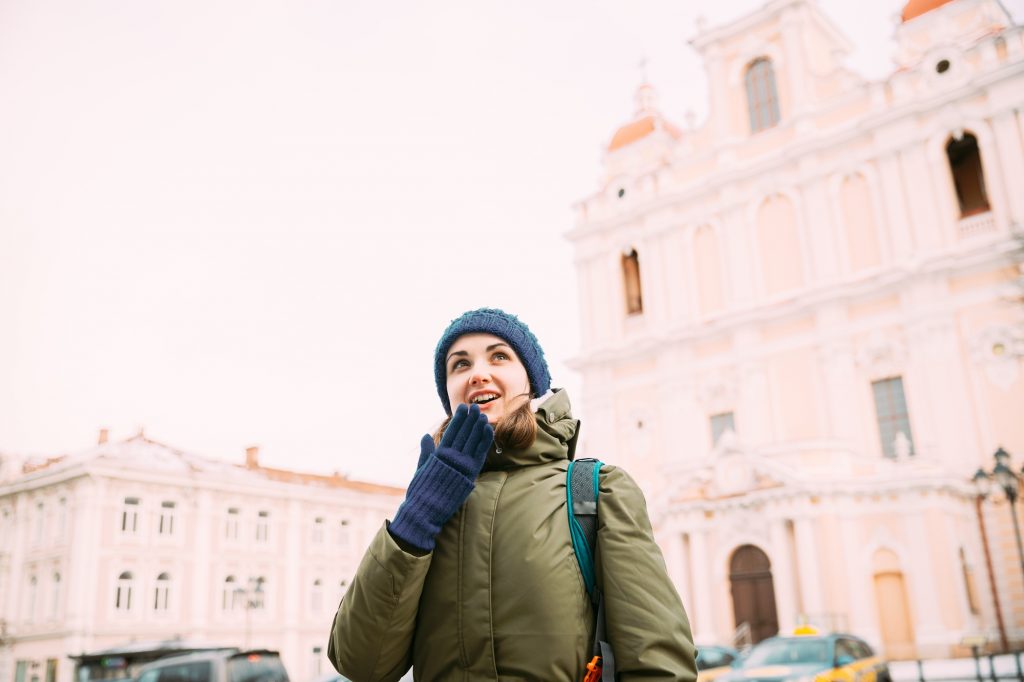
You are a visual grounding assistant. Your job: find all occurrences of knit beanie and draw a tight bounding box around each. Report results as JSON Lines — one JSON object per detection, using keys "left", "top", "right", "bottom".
{"left": 434, "top": 308, "right": 551, "bottom": 415}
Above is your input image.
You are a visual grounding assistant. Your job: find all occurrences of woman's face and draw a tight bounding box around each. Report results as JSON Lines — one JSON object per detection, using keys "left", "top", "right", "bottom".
{"left": 445, "top": 333, "right": 530, "bottom": 425}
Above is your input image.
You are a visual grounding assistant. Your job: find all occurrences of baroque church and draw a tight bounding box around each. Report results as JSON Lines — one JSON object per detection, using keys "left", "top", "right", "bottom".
{"left": 568, "top": 0, "right": 1024, "bottom": 659}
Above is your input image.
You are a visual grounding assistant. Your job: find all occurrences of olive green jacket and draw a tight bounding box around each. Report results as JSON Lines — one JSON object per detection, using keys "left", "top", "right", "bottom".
{"left": 328, "top": 389, "right": 696, "bottom": 681}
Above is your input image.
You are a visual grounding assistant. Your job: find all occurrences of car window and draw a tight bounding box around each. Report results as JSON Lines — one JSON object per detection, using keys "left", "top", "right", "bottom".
{"left": 154, "top": 662, "right": 212, "bottom": 682}
{"left": 696, "top": 648, "right": 735, "bottom": 670}
{"left": 227, "top": 654, "right": 288, "bottom": 682}
{"left": 835, "top": 639, "right": 859, "bottom": 664}
{"left": 854, "top": 640, "right": 873, "bottom": 659}
{"left": 745, "top": 639, "right": 830, "bottom": 666}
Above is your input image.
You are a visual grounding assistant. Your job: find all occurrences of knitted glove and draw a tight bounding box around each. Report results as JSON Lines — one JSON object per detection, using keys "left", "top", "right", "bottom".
{"left": 389, "top": 403, "right": 494, "bottom": 552}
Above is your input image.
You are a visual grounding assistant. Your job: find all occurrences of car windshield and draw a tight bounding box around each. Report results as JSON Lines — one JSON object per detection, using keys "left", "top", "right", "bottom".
{"left": 744, "top": 639, "right": 831, "bottom": 666}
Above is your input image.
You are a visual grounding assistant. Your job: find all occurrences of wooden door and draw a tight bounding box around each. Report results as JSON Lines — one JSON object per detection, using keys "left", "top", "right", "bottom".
{"left": 730, "top": 544, "right": 779, "bottom": 643}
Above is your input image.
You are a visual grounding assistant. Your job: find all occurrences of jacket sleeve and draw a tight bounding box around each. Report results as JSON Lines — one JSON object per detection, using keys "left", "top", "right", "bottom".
{"left": 328, "top": 522, "right": 432, "bottom": 682}
{"left": 596, "top": 466, "right": 698, "bottom": 681}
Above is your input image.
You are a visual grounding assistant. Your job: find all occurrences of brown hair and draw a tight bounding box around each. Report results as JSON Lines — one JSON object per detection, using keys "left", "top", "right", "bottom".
{"left": 433, "top": 393, "right": 537, "bottom": 452}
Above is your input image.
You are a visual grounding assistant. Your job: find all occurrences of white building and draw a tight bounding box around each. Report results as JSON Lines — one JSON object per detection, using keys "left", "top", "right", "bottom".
{"left": 0, "top": 430, "right": 404, "bottom": 682}
{"left": 569, "top": 0, "right": 1024, "bottom": 659}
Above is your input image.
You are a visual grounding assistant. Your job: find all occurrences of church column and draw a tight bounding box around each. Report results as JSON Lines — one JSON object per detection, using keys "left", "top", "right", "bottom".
{"left": 839, "top": 514, "right": 878, "bottom": 640}
{"left": 874, "top": 152, "right": 915, "bottom": 259}
{"left": 899, "top": 143, "right": 945, "bottom": 253}
{"left": 905, "top": 508, "right": 946, "bottom": 648}
{"left": 689, "top": 527, "right": 716, "bottom": 638}
{"left": 991, "top": 112, "right": 1024, "bottom": 226}
{"left": 817, "top": 333, "right": 864, "bottom": 452}
{"left": 769, "top": 518, "right": 798, "bottom": 633}
{"left": 793, "top": 517, "right": 824, "bottom": 620}
{"left": 903, "top": 312, "right": 976, "bottom": 468}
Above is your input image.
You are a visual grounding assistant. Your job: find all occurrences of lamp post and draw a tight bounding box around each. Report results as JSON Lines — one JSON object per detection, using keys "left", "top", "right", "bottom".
{"left": 970, "top": 467, "right": 1008, "bottom": 653}
{"left": 233, "top": 577, "right": 264, "bottom": 650}
{"left": 973, "top": 447, "right": 1024, "bottom": 651}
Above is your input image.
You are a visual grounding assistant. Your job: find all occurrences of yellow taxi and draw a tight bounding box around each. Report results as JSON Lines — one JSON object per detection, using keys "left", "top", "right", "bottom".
{"left": 696, "top": 644, "right": 743, "bottom": 682}
{"left": 716, "top": 628, "right": 890, "bottom": 682}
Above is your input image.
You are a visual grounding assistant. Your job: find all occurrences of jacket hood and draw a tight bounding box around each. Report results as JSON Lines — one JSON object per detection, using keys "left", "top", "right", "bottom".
{"left": 483, "top": 387, "right": 579, "bottom": 470}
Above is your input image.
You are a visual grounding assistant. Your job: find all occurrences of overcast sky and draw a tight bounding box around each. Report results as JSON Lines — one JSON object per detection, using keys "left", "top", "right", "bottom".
{"left": 3, "top": 0, "right": 1022, "bottom": 486}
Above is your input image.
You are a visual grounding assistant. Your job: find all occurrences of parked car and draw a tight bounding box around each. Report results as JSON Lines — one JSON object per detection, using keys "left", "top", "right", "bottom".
{"left": 136, "top": 649, "right": 289, "bottom": 682}
{"left": 717, "top": 630, "right": 890, "bottom": 682}
{"left": 696, "top": 644, "right": 744, "bottom": 682}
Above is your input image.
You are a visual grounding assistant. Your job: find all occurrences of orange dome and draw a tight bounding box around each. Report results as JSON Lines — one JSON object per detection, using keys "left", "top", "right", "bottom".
{"left": 901, "top": 0, "right": 955, "bottom": 22}
{"left": 608, "top": 115, "right": 682, "bottom": 151}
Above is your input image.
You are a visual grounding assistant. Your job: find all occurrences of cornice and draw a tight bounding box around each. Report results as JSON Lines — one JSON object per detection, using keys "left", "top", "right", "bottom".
{"left": 569, "top": 234, "right": 1019, "bottom": 370}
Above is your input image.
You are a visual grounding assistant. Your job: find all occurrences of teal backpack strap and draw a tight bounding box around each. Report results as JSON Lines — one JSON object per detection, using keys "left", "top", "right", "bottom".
{"left": 567, "top": 458, "right": 601, "bottom": 600}
{"left": 567, "top": 458, "right": 615, "bottom": 681}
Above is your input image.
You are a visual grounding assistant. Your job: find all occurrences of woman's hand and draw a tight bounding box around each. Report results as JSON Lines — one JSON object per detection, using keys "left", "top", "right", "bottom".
{"left": 389, "top": 403, "right": 494, "bottom": 552}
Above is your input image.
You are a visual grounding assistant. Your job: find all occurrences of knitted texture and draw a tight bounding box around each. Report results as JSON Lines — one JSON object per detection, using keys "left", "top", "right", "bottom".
{"left": 390, "top": 404, "right": 494, "bottom": 552}
{"left": 434, "top": 308, "right": 551, "bottom": 415}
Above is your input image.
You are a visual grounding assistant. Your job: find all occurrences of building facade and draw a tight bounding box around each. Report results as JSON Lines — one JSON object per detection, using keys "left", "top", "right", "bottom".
{"left": 569, "top": 0, "right": 1024, "bottom": 660}
{"left": 0, "top": 431, "right": 404, "bottom": 682}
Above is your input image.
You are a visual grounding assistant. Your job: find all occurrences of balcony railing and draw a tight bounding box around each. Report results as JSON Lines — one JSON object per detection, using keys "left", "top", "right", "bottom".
{"left": 959, "top": 210, "right": 997, "bottom": 238}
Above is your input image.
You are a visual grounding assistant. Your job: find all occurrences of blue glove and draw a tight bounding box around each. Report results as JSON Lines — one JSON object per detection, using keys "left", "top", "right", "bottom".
{"left": 389, "top": 403, "right": 494, "bottom": 552}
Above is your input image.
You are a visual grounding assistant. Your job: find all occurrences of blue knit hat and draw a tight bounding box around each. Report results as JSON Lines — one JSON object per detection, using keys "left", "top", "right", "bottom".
{"left": 434, "top": 308, "right": 551, "bottom": 415}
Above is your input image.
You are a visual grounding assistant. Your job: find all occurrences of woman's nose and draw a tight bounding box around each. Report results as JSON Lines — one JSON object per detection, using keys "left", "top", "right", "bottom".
{"left": 469, "top": 367, "right": 491, "bottom": 385}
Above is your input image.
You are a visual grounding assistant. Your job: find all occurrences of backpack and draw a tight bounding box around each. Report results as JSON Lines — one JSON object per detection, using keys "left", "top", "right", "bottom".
{"left": 567, "top": 458, "right": 616, "bottom": 682}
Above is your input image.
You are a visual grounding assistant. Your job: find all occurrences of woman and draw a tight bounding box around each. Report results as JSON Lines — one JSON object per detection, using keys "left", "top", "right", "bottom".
{"left": 328, "top": 308, "right": 696, "bottom": 681}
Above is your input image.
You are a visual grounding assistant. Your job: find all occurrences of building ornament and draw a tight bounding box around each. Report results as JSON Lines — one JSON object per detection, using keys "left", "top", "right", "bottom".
{"left": 970, "top": 325, "right": 1024, "bottom": 390}
{"left": 856, "top": 330, "right": 908, "bottom": 380}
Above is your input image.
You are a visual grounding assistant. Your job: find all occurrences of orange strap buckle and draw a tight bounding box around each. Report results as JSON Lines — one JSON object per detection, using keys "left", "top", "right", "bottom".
{"left": 583, "top": 655, "right": 603, "bottom": 682}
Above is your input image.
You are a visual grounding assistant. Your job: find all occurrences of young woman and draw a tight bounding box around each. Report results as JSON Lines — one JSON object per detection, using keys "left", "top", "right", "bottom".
{"left": 328, "top": 308, "right": 696, "bottom": 681}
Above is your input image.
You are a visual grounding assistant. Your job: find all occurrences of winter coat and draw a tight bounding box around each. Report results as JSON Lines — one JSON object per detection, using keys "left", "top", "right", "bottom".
{"left": 328, "top": 388, "right": 697, "bottom": 681}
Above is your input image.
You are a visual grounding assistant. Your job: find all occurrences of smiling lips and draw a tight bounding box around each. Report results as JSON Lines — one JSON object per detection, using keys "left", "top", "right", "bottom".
{"left": 469, "top": 392, "right": 501, "bottom": 407}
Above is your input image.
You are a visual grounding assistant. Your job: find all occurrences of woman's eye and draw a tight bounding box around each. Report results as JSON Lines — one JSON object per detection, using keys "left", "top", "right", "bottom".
{"left": 492, "top": 352, "right": 509, "bottom": 361}
{"left": 451, "top": 359, "right": 469, "bottom": 371}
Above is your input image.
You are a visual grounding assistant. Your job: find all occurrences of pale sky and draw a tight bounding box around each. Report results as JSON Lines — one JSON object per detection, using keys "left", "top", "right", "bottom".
{"left": 2, "top": 0, "right": 1021, "bottom": 486}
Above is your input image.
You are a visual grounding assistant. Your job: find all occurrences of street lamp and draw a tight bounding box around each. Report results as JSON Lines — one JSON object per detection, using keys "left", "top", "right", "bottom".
{"left": 975, "top": 447, "right": 1024, "bottom": 578}
{"left": 233, "top": 577, "right": 264, "bottom": 650}
{"left": 970, "top": 467, "right": 1008, "bottom": 652}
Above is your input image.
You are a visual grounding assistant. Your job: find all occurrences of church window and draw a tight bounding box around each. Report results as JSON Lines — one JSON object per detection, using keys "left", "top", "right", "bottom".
{"left": 710, "top": 412, "right": 736, "bottom": 446}
{"left": 871, "top": 377, "right": 914, "bottom": 459}
{"left": 946, "top": 133, "right": 990, "bottom": 217}
{"left": 154, "top": 572, "right": 171, "bottom": 611}
{"left": 745, "top": 58, "right": 780, "bottom": 133}
{"left": 621, "top": 248, "right": 643, "bottom": 315}
{"left": 120, "top": 497, "right": 139, "bottom": 534}
{"left": 115, "top": 571, "right": 134, "bottom": 611}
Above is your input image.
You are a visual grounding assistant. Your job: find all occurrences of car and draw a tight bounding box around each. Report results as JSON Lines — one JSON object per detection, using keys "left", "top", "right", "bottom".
{"left": 696, "top": 644, "right": 744, "bottom": 682}
{"left": 136, "top": 649, "right": 289, "bottom": 682}
{"left": 717, "top": 630, "right": 890, "bottom": 682}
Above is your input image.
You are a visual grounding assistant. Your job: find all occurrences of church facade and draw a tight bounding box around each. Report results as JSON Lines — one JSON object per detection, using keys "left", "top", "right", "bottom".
{"left": 568, "top": 0, "right": 1024, "bottom": 659}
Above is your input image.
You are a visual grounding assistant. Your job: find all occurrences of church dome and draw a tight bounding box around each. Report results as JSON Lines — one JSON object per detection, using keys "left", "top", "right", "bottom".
{"left": 901, "top": 0, "right": 955, "bottom": 22}
{"left": 607, "top": 82, "right": 682, "bottom": 152}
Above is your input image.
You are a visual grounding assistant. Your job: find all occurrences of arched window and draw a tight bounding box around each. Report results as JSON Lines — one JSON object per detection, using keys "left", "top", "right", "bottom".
{"left": 51, "top": 573, "right": 61, "bottom": 619}
{"left": 621, "top": 248, "right": 643, "bottom": 315}
{"left": 154, "top": 572, "right": 171, "bottom": 611}
{"left": 26, "top": 575, "right": 38, "bottom": 621}
{"left": 745, "top": 58, "right": 780, "bottom": 133}
{"left": 311, "top": 579, "right": 323, "bottom": 613}
{"left": 222, "top": 575, "right": 237, "bottom": 611}
{"left": 115, "top": 571, "right": 134, "bottom": 611}
{"left": 946, "top": 133, "right": 990, "bottom": 217}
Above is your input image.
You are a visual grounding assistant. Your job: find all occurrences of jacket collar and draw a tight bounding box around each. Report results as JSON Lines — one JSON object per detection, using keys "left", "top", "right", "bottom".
{"left": 483, "top": 388, "right": 580, "bottom": 471}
